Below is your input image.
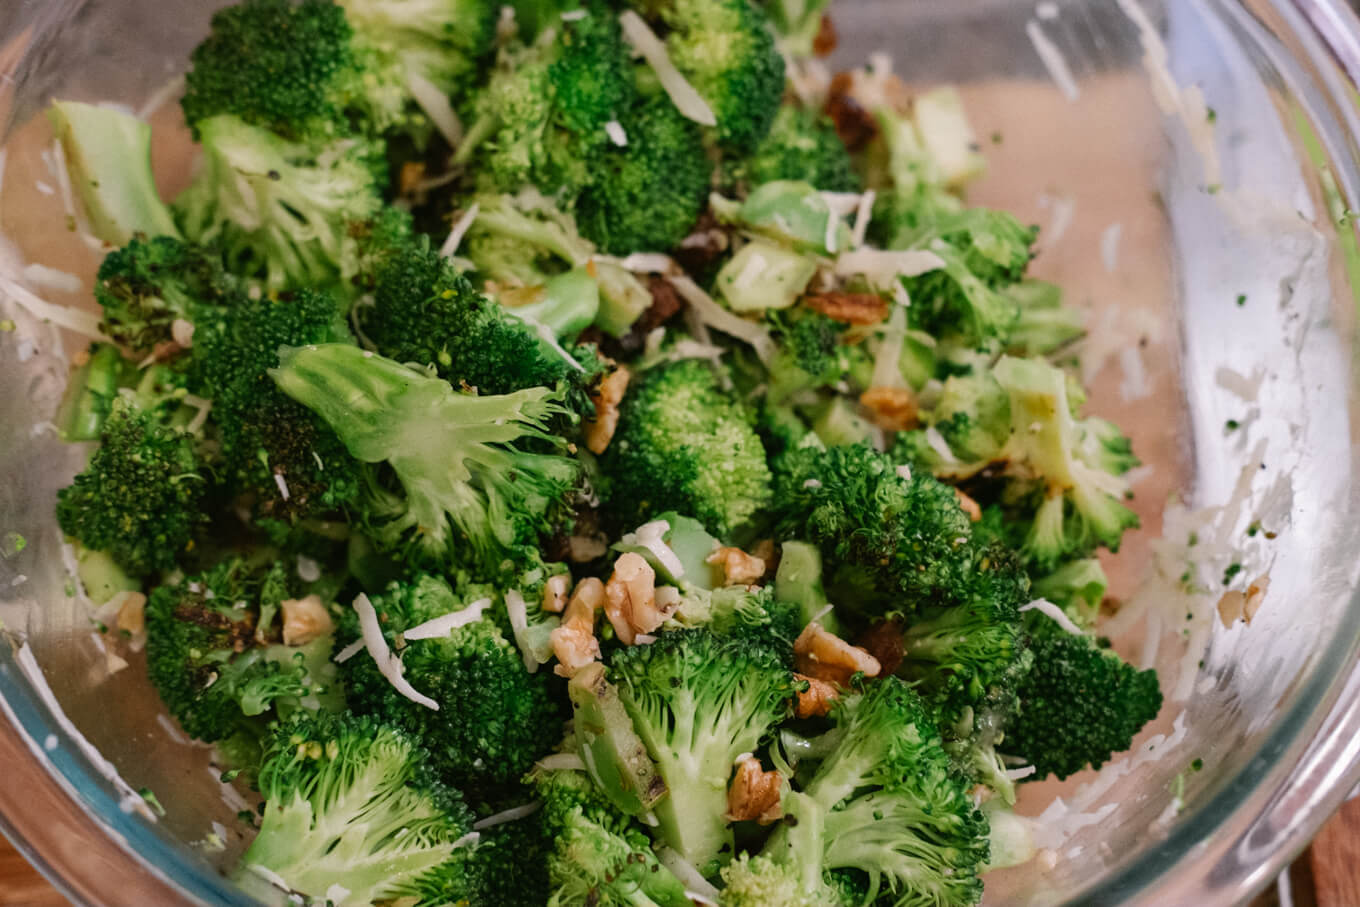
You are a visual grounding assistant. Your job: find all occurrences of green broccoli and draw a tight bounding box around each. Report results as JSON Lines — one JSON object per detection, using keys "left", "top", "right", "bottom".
{"left": 1002, "top": 279, "right": 1086, "bottom": 357}
{"left": 187, "top": 286, "right": 362, "bottom": 524}
{"left": 54, "top": 344, "right": 133, "bottom": 442}
{"left": 460, "top": 795, "right": 551, "bottom": 906}
{"left": 1005, "top": 624, "right": 1162, "bottom": 781}
{"left": 759, "top": 0, "right": 831, "bottom": 58}
{"left": 628, "top": 0, "right": 785, "bottom": 150}
{"left": 722, "top": 105, "right": 858, "bottom": 194}
{"left": 602, "top": 359, "right": 773, "bottom": 538}
{"left": 145, "top": 556, "right": 342, "bottom": 747}
{"left": 237, "top": 711, "right": 476, "bottom": 904}
{"left": 55, "top": 396, "right": 207, "bottom": 577}
{"left": 175, "top": 115, "right": 385, "bottom": 291}
{"left": 771, "top": 443, "right": 979, "bottom": 615}
{"left": 764, "top": 309, "right": 867, "bottom": 404}
{"left": 339, "top": 0, "right": 498, "bottom": 101}
{"left": 93, "top": 235, "right": 240, "bottom": 355}
{"left": 271, "top": 343, "right": 580, "bottom": 575}
{"left": 462, "top": 191, "right": 594, "bottom": 289}
{"left": 361, "top": 240, "right": 594, "bottom": 398}
{"left": 533, "top": 767, "right": 691, "bottom": 906}
{"left": 606, "top": 629, "right": 796, "bottom": 874}
{"left": 756, "top": 677, "right": 991, "bottom": 906}
{"left": 338, "top": 573, "right": 565, "bottom": 787}
{"left": 574, "top": 93, "right": 711, "bottom": 254}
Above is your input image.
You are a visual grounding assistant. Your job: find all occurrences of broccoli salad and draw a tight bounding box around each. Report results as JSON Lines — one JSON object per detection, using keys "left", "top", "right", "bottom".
{"left": 39, "top": 0, "right": 1163, "bottom": 903}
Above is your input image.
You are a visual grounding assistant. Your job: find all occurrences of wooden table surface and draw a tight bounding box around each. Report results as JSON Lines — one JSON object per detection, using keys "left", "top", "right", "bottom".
{"left": 1, "top": 799, "right": 1358, "bottom": 905}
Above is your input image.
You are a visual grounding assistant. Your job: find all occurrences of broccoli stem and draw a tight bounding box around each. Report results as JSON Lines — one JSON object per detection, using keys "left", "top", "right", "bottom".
{"left": 55, "top": 344, "right": 125, "bottom": 442}
{"left": 504, "top": 268, "right": 600, "bottom": 339}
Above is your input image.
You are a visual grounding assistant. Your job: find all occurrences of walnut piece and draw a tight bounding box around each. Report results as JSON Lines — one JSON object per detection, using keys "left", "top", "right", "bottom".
{"left": 542, "top": 573, "right": 571, "bottom": 614}
{"left": 954, "top": 488, "right": 983, "bottom": 522}
{"left": 552, "top": 578, "right": 605, "bottom": 678}
{"left": 585, "top": 364, "right": 632, "bottom": 455}
{"left": 804, "top": 291, "right": 889, "bottom": 325}
{"left": 604, "top": 553, "right": 666, "bottom": 645}
{"left": 114, "top": 591, "right": 148, "bottom": 637}
{"left": 793, "top": 673, "right": 839, "bottom": 718}
{"left": 859, "top": 385, "right": 919, "bottom": 432}
{"left": 725, "top": 755, "right": 784, "bottom": 824}
{"left": 705, "top": 546, "right": 767, "bottom": 587}
{"left": 281, "top": 594, "right": 333, "bottom": 647}
{"left": 794, "top": 622, "right": 882, "bottom": 686}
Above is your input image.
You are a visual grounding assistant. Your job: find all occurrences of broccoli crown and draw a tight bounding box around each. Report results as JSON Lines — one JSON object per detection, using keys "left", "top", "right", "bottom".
{"left": 462, "top": 191, "right": 594, "bottom": 288}
{"left": 341, "top": 203, "right": 416, "bottom": 292}
{"left": 771, "top": 443, "right": 980, "bottom": 615}
{"left": 724, "top": 105, "right": 858, "bottom": 193}
{"left": 602, "top": 359, "right": 773, "bottom": 538}
{"left": 608, "top": 628, "right": 796, "bottom": 873}
{"left": 181, "top": 0, "right": 363, "bottom": 141}
{"left": 534, "top": 768, "right": 691, "bottom": 907}
{"left": 175, "top": 115, "right": 385, "bottom": 291}
{"left": 769, "top": 677, "right": 990, "bottom": 907}
{"left": 549, "top": 4, "right": 635, "bottom": 134}
{"left": 145, "top": 557, "right": 339, "bottom": 743}
{"left": 648, "top": 0, "right": 786, "bottom": 150}
{"left": 188, "top": 286, "right": 361, "bottom": 522}
{"left": 929, "top": 371, "right": 1012, "bottom": 465}
{"left": 1005, "top": 626, "right": 1162, "bottom": 781}
{"left": 363, "top": 240, "right": 582, "bottom": 395}
{"left": 764, "top": 309, "right": 866, "bottom": 403}
{"left": 340, "top": 0, "right": 498, "bottom": 98}
{"left": 338, "top": 574, "right": 565, "bottom": 787}
{"left": 93, "top": 235, "right": 239, "bottom": 354}
{"left": 241, "top": 711, "right": 475, "bottom": 905}
{"left": 575, "top": 93, "right": 710, "bottom": 254}
{"left": 271, "top": 343, "right": 580, "bottom": 575}
{"left": 720, "top": 853, "right": 847, "bottom": 907}
{"left": 55, "top": 397, "right": 207, "bottom": 577}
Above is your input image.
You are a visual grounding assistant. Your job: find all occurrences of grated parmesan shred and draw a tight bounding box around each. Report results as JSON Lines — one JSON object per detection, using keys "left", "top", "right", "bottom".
{"left": 621, "top": 519, "right": 685, "bottom": 579}
{"left": 440, "top": 203, "right": 481, "bottom": 259}
{"left": 605, "top": 120, "right": 628, "bottom": 147}
{"left": 1019, "top": 599, "right": 1085, "bottom": 635}
{"left": 352, "top": 593, "right": 439, "bottom": 710}
{"left": 403, "top": 597, "right": 492, "bottom": 641}
{"left": 618, "top": 12, "right": 717, "bottom": 127}
{"left": 473, "top": 800, "right": 542, "bottom": 830}
{"left": 668, "top": 274, "right": 776, "bottom": 365}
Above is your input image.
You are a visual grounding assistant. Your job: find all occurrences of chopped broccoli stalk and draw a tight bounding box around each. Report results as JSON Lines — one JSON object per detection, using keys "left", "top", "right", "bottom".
{"left": 613, "top": 512, "right": 723, "bottom": 589}
{"left": 72, "top": 542, "right": 140, "bottom": 607}
{"left": 592, "top": 259, "right": 655, "bottom": 336}
{"left": 758, "top": 678, "right": 991, "bottom": 905}
{"left": 175, "top": 115, "right": 384, "bottom": 290}
{"left": 912, "top": 86, "right": 987, "bottom": 188}
{"left": 718, "top": 180, "right": 852, "bottom": 254}
{"left": 567, "top": 662, "right": 668, "bottom": 817}
{"left": 271, "top": 343, "right": 580, "bottom": 576}
{"left": 715, "top": 239, "right": 818, "bottom": 313}
{"left": 1006, "top": 625, "right": 1163, "bottom": 780}
{"left": 502, "top": 267, "right": 600, "bottom": 339}
{"left": 602, "top": 359, "right": 772, "bottom": 538}
{"left": 609, "top": 629, "right": 795, "bottom": 874}
{"left": 47, "top": 101, "right": 180, "bottom": 245}
{"left": 534, "top": 766, "right": 692, "bottom": 906}
{"left": 55, "top": 344, "right": 127, "bottom": 442}
{"left": 237, "top": 712, "right": 475, "bottom": 904}
{"left": 146, "top": 557, "right": 341, "bottom": 746}
{"left": 463, "top": 191, "right": 593, "bottom": 288}
{"left": 773, "top": 541, "right": 838, "bottom": 631}
{"left": 338, "top": 574, "right": 564, "bottom": 787}
{"left": 809, "top": 397, "right": 875, "bottom": 448}
{"left": 1004, "top": 279, "right": 1085, "bottom": 356}
{"left": 56, "top": 396, "right": 207, "bottom": 578}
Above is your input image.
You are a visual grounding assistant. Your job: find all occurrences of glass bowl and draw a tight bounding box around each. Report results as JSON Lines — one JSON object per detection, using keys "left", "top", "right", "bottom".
{"left": 3, "top": 0, "right": 1360, "bottom": 903}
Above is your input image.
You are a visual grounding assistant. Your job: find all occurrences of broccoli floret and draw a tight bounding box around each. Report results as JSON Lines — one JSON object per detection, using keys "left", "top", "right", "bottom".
{"left": 463, "top": 191, "right": 594, "bottom": 288}
{"left": 602, "top": 359, "right": 773, "bottom": 538}
{"left": 461, "top": 794, "right": 551, "bottom": 906}
{"left": 341, "top": 203, "right": 416, "bottom": 292}
{"left": 180, "top": 0, "right": 408, "bottom": 141}
{"left": 720, "top": 853, "right": 846, "bottom": 907}
{"left": 631, "top": 0, "right": 785, "bottom": 150}
{"left": 187, "top": 286, "right": 361, "bottom": 523}
{"left": 1031, "top": 557, "right": 1108, "bottom": 630}
{"left": 339, "top": 0, "right": 498, "bottom": 100}
{"left": 47, "top": 101, "right": 181, "bottom": 246}
{"left": 723, "top": 105, "right": 858, "bottom": 194}
{"left": 1002, "top": 279, "right": 1085, "bottom": 357}
{"left": 759, "top": 677, "right": 990, "bottom": 906}
{"left": 533, "top": 767, "right": 691, "bottom": 906}
{"left": 362, "top": 240, "right": 591, "bottom": 397}
{"left": 338, "top": 573, "right": 565, "bottom": 787}
{"left": 1005, "top": 625, "right": 1163, "bottom": 781}
{"left": 93, "top": 235, "right": 239, "bottom": 355}
{"left": 237, "top": 711, "right": 475, "bottom": 904}
{"left": 759, "top": 0, "right": 830, "bottom": 58}
{"left": 271, "top": 343, "right": 580, "bottom": 575}
{"left": 771, "top": 443, "right": 979, "bottom": 615}
{"left": 175, "top": 115, "right": 385, "bottom": 290}
{"left": 764, "top": 309, "right": 866, "bottom": 403}
{"left": 607, "top": 629, "right": 796, "bottom": 874}
{"left": 575, "top": 93, "right": 711, "bottom": 254}
{"left": 145, "top": 556, "right": 342, "bottom": 746}
{"left": 890, "top": 370, "right": 1010, "bottom": 476}
{"left": 55, "top": 396, "right": 207, "bottom": 577}
{"left": 464, "top": 4, "right": 634, "bottom": 196}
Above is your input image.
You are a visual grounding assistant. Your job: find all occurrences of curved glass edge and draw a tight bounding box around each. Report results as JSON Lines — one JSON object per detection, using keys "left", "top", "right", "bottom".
{"left": 1078, "top": 0, "right": 1360, "bottom": 903}
{"left": 0, "top": 651, "right": 258, "bottom": 907}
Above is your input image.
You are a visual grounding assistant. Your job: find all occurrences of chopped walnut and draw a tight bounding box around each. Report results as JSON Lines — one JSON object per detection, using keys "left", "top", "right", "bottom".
{"left": 398, "top": 161, "right": 426, "bottom": 196}
{"left": 552, "top": 578, "right": 605, "bottom": 678}
{"left": 725, "top": 755, "right": 784, "bottom": 824}
{"left": 804, "top": 291, "right": 889, "bottom": 325}
{"left": 794, "top": 622, "right": 881, "bottom": 686}
{"left": 705, "top": 546, "right": 767, "bottom": 587}
{"left": 542, "top": 574, "right": 571, "bottom": 614}
{"left": 1244, "top": 574, "right": 1270, "bottom": 624}
{"left": 585, "top": 364, "right": 632, "bottom": 455}
{"left": 604, "top": 553, "right": 665, "bottom": 645}
{"left": 114, "top": 591, "right": 148, "bottom": 637}
{"left": 855, "top": 619, "right": 905, "bottom": 677}
{"left": 794, "top": 673, "right": 839, "bottom": 718}
{"left": 954, "top": 488, "right": 983, "bottom": 522}
{"left": 281, "top": 595, "right": 333, "bottom": 647}
{"left": 812, "top": 13, "right": 837, "bottom": 57}
{"left": 859, "top": 386, "right": 919, "bottom": 432}
{"left": 824, "top": 72, "right": 878, "bottom": 151}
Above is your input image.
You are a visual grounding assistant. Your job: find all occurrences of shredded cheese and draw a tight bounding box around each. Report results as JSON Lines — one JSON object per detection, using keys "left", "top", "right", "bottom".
{"left": 406, "top": 71, "right": 465, "bottom": 148}
{"left": 1100, "top": 222, "right": 1123, "bottom": 273}
{"left": 618, "top": 11, "right": 717, "bottom": 127}
{"left": 658, "top": 849, "right": 721, "bottom": 904}
{"left": 834, "top": 248, "right": 946, "bottom": 289}
{"left": 21, "top": 263, "right": 82, "bottom": 294}
{"left": 537, "top": 752, "right": 587, "bottom": 772}
{"left": 273, "top": 473, "right": 290, "bottom": 502}
{"left": 440, "top": 203, "right": 481, "bottom": 259}
{"left": 505, "top": 589, "right": 548, "bottom": 673}
{"left": 621, "top": 519, "right": 685, "bottom": 579}
{"left": 1026, "top": 20, "right": 1080, "bottom": 102}
{"left": 0, "top": 276, "right": 107, "bottom": 341}
{"left": 473, "top": 801, "right": 543, "bottom": 830}
{"left": 1019, "top": 599, "right": 1085, "bottom": 635}
{"left": 605, "top": 120, "right": 628, "bottom": 147}
{"left": 668, "top": 274, "right": 776, "bottom": 365}
{"left": 851, "top": 190, "right": 876, "bottom": 248}
{"left": 352, "top": 593, "right": 439, "bottom": 710}
{"left": 403, "top": 597, "right": 492, "bottom": 641}
{"left": 618, "top": 252, "right": 678, "bottom": 274}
